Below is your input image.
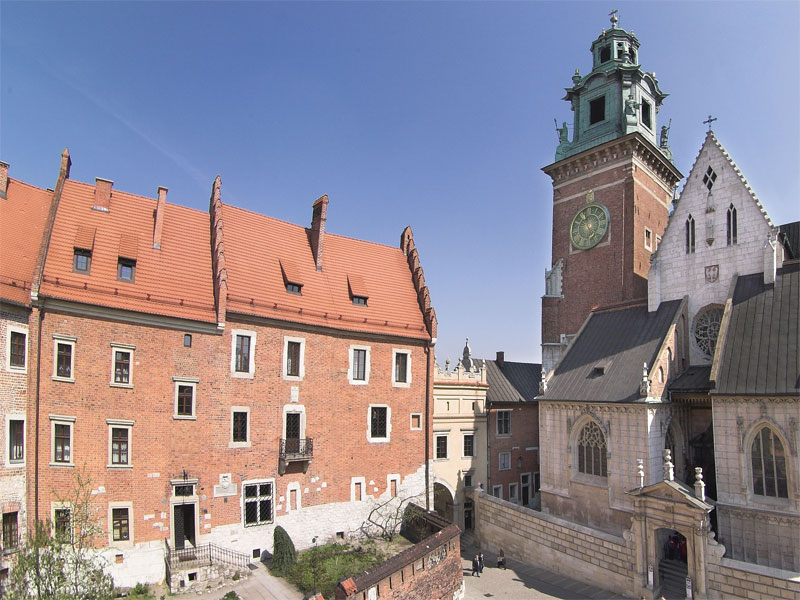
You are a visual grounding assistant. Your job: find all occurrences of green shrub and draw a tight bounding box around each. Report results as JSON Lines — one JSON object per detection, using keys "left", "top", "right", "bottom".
{"left": 271, "top": 526, "right": 297, "bottom": 575}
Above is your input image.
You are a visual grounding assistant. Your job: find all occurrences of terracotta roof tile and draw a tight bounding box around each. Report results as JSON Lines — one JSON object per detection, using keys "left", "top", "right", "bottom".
{"left": 74, "top": 225, "right": 96, "bottom": 250}
{"left": 0, "top": 178, "right": 53, "bottom": 306}
{"left": 347, "top": 273, "right": 369, "bottom": 299}
{"left": 40, "top": 180, "right": 216, "bottom": 323}
{"left": 118, "top": 233, "right": 139, "bottom": 260}
{"left": 222, "top": 203, "right": 429, "bottom": 339}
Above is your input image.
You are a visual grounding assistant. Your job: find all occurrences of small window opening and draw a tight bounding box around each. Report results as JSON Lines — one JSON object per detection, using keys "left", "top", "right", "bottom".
{"left": 641, "top": 99, "right": 652, "bottom": 129}
{"left": 336, "top": 531, "right": 345, "bottom": 539}
{"left": 599, "top": 45, "right": 611, "bottom": 63}
{"left": 589, "top": 97, "right": 606, "bottom": 125}
{"left": 118, "top": 258, "right": 136, "bottom": 282}
{"left": 352, "top": 295, "right": 367, "bottom": 306}
{"left": 703, "top": 166, "right": 717, "bottom": 191}
{"left": 252, "top": 548, "right": 261, "bottom": 559}
{"left": 73, "top": 248, "right": 92, "bottom": 273}
{"left": 183, "top": 334, "right": 192, "bottom": 348}
{"left": 188, "top": 572, "right": 197, "bottom": 582}
{"left": 285, "top": 282, "right": 302, "bottom": 295}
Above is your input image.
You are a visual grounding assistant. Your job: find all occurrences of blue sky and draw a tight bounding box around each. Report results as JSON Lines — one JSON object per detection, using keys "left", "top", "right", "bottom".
{"left": 2, "top": 1, "right": 798, "bottom": 366}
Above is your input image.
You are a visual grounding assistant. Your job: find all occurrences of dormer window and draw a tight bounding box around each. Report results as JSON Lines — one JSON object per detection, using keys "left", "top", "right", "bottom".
{"left": 599, "top": 45, "right": 611, "bottom": 63}
{"left": 589, "top": 96, "right": 606, "bottom": 125}
{"left": 347, "top": 274, "right": 369, "bottom": 307}
{"left": 117, "top": 258, "right": 136, "bottom": 282}
{"left": 73, "top": 249, "right": 92, "bottom": 273}
{"left": 280, "top": 259, "right": 303, "bottom": 295}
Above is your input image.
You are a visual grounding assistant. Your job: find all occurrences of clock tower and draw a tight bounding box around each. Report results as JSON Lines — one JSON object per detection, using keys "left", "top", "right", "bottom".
{"left": 541, "top": 13, "right": 682, "bottom": 376}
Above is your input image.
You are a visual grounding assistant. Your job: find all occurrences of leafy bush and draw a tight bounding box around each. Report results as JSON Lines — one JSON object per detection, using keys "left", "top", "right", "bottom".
{"left": 270, "top": 526, "right": 297, "bottom": 575}
{"left": 286, "top": 542, "right": 386, "bottom": 598}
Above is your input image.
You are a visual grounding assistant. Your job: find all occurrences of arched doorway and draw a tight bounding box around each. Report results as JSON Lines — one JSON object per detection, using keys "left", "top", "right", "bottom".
{"left": 657, "top": 528, "right": 687, "bottom": 599}
{"left": 433, "top": 482, "right": 454, "bottom": 523}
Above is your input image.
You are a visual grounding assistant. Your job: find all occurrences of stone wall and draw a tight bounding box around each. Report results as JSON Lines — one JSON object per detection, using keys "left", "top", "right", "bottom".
{"left": 336, "top": 507, "right": 463, "bottom": 600}
{"left": 473, "top": 490, "right": 635, "bottom": 596}
{"left": 707, "top": 556, "right": 800, "bottom": 600}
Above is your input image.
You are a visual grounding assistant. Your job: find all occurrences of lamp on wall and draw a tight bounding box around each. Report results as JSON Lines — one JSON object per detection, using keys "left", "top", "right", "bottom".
{"left": 516, "top": 456, "right": 522, "bottom": 470}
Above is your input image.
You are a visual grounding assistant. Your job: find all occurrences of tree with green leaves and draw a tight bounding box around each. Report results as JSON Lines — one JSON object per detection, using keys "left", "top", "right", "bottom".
{"left": 270, "top": 525, "right": 297, "bottom": 575}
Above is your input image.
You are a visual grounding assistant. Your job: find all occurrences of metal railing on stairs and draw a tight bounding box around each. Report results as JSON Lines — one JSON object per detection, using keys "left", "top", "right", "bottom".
{"left": 164, "top": 538, "right": 250, "bottom": 574}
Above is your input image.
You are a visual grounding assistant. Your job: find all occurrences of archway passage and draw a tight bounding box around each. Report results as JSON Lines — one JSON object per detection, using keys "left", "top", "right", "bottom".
{"left": 433, "top": 482, "right": 454, "bottom": 523}
{"left": 658, "top": 529, "right": 687, "bottom": 599}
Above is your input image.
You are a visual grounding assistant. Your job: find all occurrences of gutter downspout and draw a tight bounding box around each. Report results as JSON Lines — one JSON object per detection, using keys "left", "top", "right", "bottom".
{"left": 34, "top": 308, "right": 43, "bottom": 523}
{"left": 425, "top": 338, "right": 435, "bottom": 510}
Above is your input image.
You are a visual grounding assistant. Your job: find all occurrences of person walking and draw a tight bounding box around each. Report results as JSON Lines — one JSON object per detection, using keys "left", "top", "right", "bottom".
{"left": 478, "top": 551, "right": 485, "bottom": 574}
{"left": 497, "top": 548, "right": 506, "bottom": 569}
{"left": 472, "top": 554, "right": 481, "bottom": 577}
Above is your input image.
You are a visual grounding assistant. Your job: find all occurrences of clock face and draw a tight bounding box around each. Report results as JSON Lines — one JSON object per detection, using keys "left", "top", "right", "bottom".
{"left": 570, "top": 203, "right": 610, "bottom": 250}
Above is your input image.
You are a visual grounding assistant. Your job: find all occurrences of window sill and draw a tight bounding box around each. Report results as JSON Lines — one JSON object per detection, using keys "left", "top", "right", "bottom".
{"left": 52, "top": 376, "right": 75, "bottom": 383}
{"left": 349, "top": 380, "right": 369, "bottom": 386}
{"left": 107, "top": 464, "right": 133, "bottom": 470}
{"left": 49, "top": 462, "right": 74, "bottom": 468}
{"left": 392, "top": 381, "right": 411, "bottom": 388}
{"left": 571, "top": 473, "right": 608, "bottom": 488}
{"left": 109, "top": 382, "right": 134, "bottom": 389}
{"left": 243, "top": 521, "right": 274, "bottom": 528}
{"left": 495, "top": 433, "right": 512, "bottom": 439}
{"left": 283, "top": 375, "right": 303, "bottom": 382}
{"left": 498, "top": 467, "right": 512, "bottom": 472}
{"left": 6, "top": 461, "right": 25, "bottom": 469}
{"left": 434, "top": 457, "right": 449, "bottom": 462}
{"left": 228, "top": 441, "right": 251, "bottom": 449}
{"left": 367, "top": 437, "right": 390, "bottom": 444}
{"left": 6, "top": 366, "right": 27, "bottom": 374}
{"left": 231, "top": 372, "right": 254, "bottom": 379}
{"left": 173, "top": 415, "right": 197, "bottom": 421}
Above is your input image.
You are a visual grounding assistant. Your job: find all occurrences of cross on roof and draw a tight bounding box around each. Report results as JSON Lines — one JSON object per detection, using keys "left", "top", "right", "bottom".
{"left": 609, "top": 9, "right": 619, "bottom": 27}
{"left": 703, "top": 115, "right": 717, "bottom": 131}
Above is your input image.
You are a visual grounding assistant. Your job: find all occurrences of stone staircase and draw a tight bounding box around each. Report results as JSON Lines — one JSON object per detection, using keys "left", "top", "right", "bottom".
{"left": 658, "top": 558, "right": 688, "bottom": 599}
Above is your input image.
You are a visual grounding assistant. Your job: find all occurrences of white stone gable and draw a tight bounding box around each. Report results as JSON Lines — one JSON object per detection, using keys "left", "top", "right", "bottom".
{"left": 647, "top": 131, "right": 776, "bottom": 365}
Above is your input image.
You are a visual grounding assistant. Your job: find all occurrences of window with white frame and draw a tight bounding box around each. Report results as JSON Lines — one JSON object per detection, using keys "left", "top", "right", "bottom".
{"left": 173, "top": 378, "right": 198, "bottom": 419}
{"left": 107, "top": 419, "right": 133, "bottom": 467}
{"left": 435, "top": 433, "right": 448, "bottom": 459}
{"left": 283, "top": 337, "right": 305, "bottom": 380}
{"left": 392, "top": 349, "right": 411, "bottom": 386}
{"left": 348, "top": 345, "right": 370, "bottom": 384}
{"left": 462, "top": 432, "right": 475, "bottom": 458}
{"left": 230, "top": 407, "right": 251, "bottom": 447}
{"left": 243, "top": 481, "right": 274, "bottom": 526}
{"left": 7, "top": 416, "right": 24, "bottom": 465}
{"left": 53, "top": 505, "right": 72, "bottom": 540}
{"left": 463, "top": 471, "right": 474, "bottom": 489}
{"left": 231, "top": 329, "right": 256, "bottom": 377}
{"left": 6, "top": 325, "right": 27, "bottom": 372}
{"left": 367, "top": 405, "right": 390, "bottom": 443}
{"left": 644, "top": 227, "right": 653, "bottom": 251}
{"left": 496, "top": 410, "right": 511, "bottom": 436}
{"left": 492, "top": 485, "right": 502, "bottom": 499}
{"left": 110, "top": 343, "right": 134, "bottom": 387}
{"left": 351, "top": 477, "right": 366, "bottom": 502}
{"left": 52, "top": 335, "right": 76, "bottom": 381}
{"left": 498, "top": 451, "right": 511, "bottom": 471}
{"left": 410, "top": 413, "right": 422, "bottom": 430}
{"left": 509, "top": 483, "right": 518, "bottom": 502}
{"left": 108, "top": 502, "right": 133, "bottom": 545}
{"left": 50, "top": 415, "right": 75, "bottom": 466}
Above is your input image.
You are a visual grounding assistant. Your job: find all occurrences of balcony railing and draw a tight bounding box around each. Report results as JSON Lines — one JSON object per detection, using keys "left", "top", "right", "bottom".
{"left": 279, "top": 437, "right": 313, "bottom": 461}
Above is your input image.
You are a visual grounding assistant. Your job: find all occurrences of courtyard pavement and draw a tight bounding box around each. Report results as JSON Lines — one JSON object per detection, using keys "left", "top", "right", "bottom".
{"left": 460, "top": 539, "right": 626, "bottom": 600}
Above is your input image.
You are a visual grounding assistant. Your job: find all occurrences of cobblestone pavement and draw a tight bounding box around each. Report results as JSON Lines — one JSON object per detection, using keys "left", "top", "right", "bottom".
{"left": 461, "top": 539, "right": 626, "bottom": 600}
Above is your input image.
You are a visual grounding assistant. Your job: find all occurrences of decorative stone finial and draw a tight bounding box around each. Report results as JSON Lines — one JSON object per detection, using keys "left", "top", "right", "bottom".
{"left": 637, "top": 458, "right": 645, "bottom": 488}
{"left": 639, "top": 363, "right": 651, "bottom": 396}
{"left": 462, "top": 338, "right": 473, "bottom": 371}
{"left": 539, "top": 371, "right": 548, "bottom": 395}
{"left": 444, "top": 358, "right": 451, "bottom": 371}
{"left": 663, "top": 449, "right": 674, "bottom": 481}
{"left": 609, "top": 9, "right": 619, "bottom": 28}
{"left": 694, "top": 467, "right": 706, "bottom": 501}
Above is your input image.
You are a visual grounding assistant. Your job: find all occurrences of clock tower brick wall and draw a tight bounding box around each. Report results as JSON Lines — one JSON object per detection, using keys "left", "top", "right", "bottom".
{"left": 541, "top": 134, "right": 679, "bottom": 375}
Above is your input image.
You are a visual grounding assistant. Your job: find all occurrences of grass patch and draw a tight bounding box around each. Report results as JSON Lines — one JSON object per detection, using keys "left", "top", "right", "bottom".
{"left": 285, "top": 541, "right": 388, "bottom": 598}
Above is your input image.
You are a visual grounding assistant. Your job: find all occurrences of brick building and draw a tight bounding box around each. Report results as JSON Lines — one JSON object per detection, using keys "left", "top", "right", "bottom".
{"left": 0, "top": 160, "right": 54, "bottom": 582}
{"left": 7, "top": 150, "right": 437, "bottom": 587}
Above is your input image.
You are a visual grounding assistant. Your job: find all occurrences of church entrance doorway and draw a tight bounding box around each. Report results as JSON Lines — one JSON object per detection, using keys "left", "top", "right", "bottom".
{"left": 657, "top": 529, "right": 687, "bottom": 599}
{"left": 433, "top": 482, "right": 453, "bottom": 523}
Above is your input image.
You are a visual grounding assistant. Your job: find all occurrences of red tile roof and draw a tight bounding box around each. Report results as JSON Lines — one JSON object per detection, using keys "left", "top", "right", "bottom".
{"left": 221, "top": 203, "right": 431, "bottom": 339}
{"left": 0, "top": 178, "right": 53, "bottom": 306}
{"left": 39, "top": 180, "right": 217, "bottom": 323}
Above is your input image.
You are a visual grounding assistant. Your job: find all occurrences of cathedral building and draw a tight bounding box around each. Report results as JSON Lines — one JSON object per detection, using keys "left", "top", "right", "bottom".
{"left": 535, "top": 13, "right": 799, "bottom": 599}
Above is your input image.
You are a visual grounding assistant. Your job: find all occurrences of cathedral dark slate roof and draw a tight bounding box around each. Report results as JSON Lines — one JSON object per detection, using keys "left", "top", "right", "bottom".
{"left": 779, "top": 221, "right": 800, "bottom": 260}
{"left": 669, "top": 366, "right": 713, "bottom": 393}
{"left": 714, "top": 263, "right": 799, "bottom": 396}
{"left": 483, "top": 360, "right": 541, "bottom": 404}
{"left": 539, "top": 299, "right": 683, "bottom": 403}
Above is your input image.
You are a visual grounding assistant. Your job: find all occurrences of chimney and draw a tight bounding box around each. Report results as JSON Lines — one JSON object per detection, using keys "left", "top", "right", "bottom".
{"left": 93, "top": 177, "right": 113, "bottom": 212}
{"left": 496, "top": 351, "right": 505, "bottom": 368}
{"left": 153, "top": 186, "right": 167, "bottom": 249}
{"left": 0, "top": 161, "right": 8, "bottom": 199}
{"left": 310, "top": 194, "right": 328, "bottom": 271}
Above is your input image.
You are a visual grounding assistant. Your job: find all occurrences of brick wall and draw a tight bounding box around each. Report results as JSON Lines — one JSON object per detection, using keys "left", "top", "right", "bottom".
{"left": 707, "top": 556, "right": 800, "bottom": 600}
{"left": 473, "top": 490, "right": 634, "bottom": 596}
{"left": 336, "top": 509, "right": 463, "bottom": 600}
{"left": 488, "top": 403, "right": 539, "bottom": 504}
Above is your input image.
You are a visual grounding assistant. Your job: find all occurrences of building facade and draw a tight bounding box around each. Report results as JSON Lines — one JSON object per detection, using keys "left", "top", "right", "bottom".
{"left": 3, "top": 151, "right": 438, "bottom": 587}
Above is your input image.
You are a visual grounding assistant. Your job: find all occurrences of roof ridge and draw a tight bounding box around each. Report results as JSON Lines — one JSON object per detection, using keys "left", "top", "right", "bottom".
{"left": 7, "top": 177, "right": 51, "bottom": 194}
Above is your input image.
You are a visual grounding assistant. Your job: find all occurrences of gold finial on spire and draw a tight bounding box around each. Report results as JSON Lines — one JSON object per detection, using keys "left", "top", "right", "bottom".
{"left": 609, "top": 9, "right": 619, "bottom": 28}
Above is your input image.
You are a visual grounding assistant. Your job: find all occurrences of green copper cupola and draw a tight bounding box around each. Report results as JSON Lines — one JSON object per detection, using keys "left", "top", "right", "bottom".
{"left": 555, "top": 11, "right": 671, "bottom": 161}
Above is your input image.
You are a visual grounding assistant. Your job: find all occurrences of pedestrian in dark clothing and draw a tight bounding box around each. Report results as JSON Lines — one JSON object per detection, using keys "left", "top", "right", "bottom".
{"left": 478, "top": 552, "right": 485, "bottom": 574}
{"left": 472, "top": 555, "right": 480, "bottom": 577}
{"left": 497, "top": 548, "right": 506, "bottom": 569}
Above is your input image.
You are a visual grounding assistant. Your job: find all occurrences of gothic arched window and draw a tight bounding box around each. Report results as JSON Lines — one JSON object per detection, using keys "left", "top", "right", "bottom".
{"left": 577, "top": 421, "right": 607, "bottom": 477}
{"left": 686, "top": 215, "right": 695, "bottom": 254}
{"left": 693, "top": 305, "right": 724, "bottom": 358}
{"left": 751, "top": 427, "right": 788, "bottom": 498}
{"left": 727, "top": 203, "right": 738, "bottom": 246}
